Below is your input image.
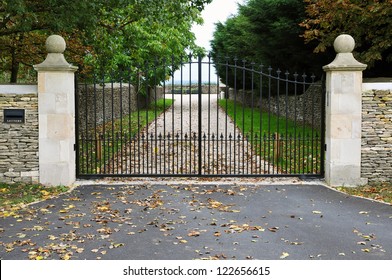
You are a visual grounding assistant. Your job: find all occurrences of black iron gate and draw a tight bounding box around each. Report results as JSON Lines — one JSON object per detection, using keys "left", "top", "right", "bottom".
{"left": 76, "top": 55, "right": 324, "bottom": 178}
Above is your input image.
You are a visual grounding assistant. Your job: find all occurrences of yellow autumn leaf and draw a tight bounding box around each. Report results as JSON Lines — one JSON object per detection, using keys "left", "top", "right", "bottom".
{"left": 97, "top": 206, "right": 110, "bottom": 212}
{"left": 40, "top": 190, "right": 50, "bottom": 197}
{"left": 280, "top": 252, "right": 290, "bottom": 259}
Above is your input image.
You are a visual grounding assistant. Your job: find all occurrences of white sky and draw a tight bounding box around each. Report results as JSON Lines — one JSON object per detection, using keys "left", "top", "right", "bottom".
{"left": 170, "top": 0, "right": 245, "bottom": 83}
{"left": 192, "top": 0, "right": 245, "bottom": 51}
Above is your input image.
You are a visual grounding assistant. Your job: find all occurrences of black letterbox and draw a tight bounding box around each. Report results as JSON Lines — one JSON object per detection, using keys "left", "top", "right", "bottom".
{"left": 4, "top": 109, "right": 25, "bottom": 124}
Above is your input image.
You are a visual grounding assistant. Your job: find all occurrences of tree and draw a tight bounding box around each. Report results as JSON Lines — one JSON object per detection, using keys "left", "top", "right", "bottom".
{"left": 210, "top": 0, "right": 330, "bottom": 89}
{"left": 0, "top": 0, "right": 104, "bottom": 82}
{"left": 301, "top": 0, "right": 392, "bottom": 77}
{"left": 0, "top": 0, "right": 212, "bottom": 83}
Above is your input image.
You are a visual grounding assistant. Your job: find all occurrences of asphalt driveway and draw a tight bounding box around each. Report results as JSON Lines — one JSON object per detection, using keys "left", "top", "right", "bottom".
{"left": 0, "top": 183, "right": 391, "bottom": 260}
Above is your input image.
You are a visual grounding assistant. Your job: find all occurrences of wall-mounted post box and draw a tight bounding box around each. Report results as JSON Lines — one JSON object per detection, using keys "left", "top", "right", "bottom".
{"left": 3, "top": 109, "right": 25, "bottom": 124}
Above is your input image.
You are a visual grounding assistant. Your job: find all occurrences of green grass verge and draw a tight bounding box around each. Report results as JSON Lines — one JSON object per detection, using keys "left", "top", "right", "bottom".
{"left": 218, "top": 99, "right": 322, "bottom": 174}
{"left": 78, "top": 98, "right": 174, "bottom": 174}
{"left": 0, "top": 183, "right": 69, "bottom": 217}
{"left": 336, "top": 183, "right": 392, "bottom": 204}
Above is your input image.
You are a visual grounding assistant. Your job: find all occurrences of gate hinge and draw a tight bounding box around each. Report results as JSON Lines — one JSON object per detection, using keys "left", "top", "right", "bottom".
{"left": 74, "top": 144, "right": 76, "bottom": 151}
{"left": 324, "top": 144, "right": 327, "bottom": 151}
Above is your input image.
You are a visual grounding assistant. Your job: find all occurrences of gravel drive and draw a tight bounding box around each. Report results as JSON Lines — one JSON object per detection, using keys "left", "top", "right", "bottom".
{"left": 110, "top": 94, "right": 270, "bottom": 175}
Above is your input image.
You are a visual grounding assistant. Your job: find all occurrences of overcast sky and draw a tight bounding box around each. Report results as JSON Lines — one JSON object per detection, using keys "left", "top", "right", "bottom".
{"left": 171, "top": 0, "right": 245, "bottom": 83}
{"left": 192, "top": 0, "right": 245, "bottom": 50}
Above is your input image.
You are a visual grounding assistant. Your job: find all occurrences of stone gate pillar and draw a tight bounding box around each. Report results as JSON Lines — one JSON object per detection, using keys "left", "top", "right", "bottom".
{"left": 34, "top": 35, "right": 78, "bottom": 186}
{"left": 323, "top": 34, "right": 367, "bottom": 186}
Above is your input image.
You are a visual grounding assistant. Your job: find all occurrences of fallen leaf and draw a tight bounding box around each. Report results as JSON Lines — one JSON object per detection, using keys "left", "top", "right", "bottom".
{"left": 76, "top": 248, "right": 84, "bottom": 253}
{"left": 268, "top": 227, "right": 279, "bottom": 232}
{"left": 97, "top": 206, "right": 110, "bottom": 212}
{"left": 179, "top": 240, "right": 188, "bottom": 244}
{"left": 361, "top": 248, "right": 370, "bottom": 253}
{"left": 91, "top": 249, "right": 99, "bottom": 253}
{"left": 214, "top": 232, "right": 221, "bottom": 237}
{"left": 48, "top": 235, "right": 57, "bottom": 240}
{"left": 188, "top": 230, "right": 200, "bottom": 237}
{"left": 359, "top": 211, "right": 369, "bottom": 215}
{"left": 312, "top": 211, "right": 322, "bottom": 214}
{"left": 290, "top": 242, "right": 303, "bottom": 245}
{"left": 280, "top": 252, "right": 290, "bottom": 259}
{"left": 113, "top": 243, "right": 124, "bottom": 248}
{"left": 16, "top": 233, "right": 26, "bottom": 238}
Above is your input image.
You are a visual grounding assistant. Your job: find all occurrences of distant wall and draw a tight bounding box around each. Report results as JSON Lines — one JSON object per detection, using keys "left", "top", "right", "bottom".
{"left": 0, "top": 85, "right": 39, "bottom": 183}
{"left": 227, "top": 83, "right": 323, "bottom": 130}
{"left": 77, "top": 84, "right": 163, "bottom": 134}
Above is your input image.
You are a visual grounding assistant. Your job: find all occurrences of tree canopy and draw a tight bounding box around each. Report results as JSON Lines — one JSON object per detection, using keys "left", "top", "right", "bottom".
{"left": 210, "top": 0, "right": 330, "bottom": 89}
{"left": 0, "top": 0, "right": 212, "bottom": 83}
{"left": 301, "top": 0, "right": 392, "bottom": 77}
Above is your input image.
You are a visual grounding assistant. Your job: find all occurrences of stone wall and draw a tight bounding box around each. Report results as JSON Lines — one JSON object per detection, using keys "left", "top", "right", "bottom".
{"left": 227, "top": 83, "right": 323, "bottom": 130}
{"left": 78, "top": 83, "right": 163, "bottom": 134}
{"left": 362, "top": 88, "right": 392, "bottom": 184}
{"left": 0, "top": 87, "right": 39, "bottom": 183}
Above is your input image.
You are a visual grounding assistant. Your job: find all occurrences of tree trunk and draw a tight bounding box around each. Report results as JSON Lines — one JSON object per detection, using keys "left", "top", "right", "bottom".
{"left": 10, "top": 47, "right": 19, "bottom": 83}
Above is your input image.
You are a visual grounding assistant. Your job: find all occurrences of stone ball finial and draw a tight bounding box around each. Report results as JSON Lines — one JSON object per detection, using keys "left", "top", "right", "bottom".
{"left": 334, "top": 34, "right": 355, "bottom": 54}
{"left": 45, "top": 35, "right": 66, "bottom": 53}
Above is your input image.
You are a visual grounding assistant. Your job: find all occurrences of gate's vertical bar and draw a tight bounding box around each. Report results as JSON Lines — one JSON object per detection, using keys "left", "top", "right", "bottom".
{"left": 119, "top": 72, "right": 124, "bottom": 174}
{"left": 293, "top": 73, "right": 298, "bottom": 174}
{"left": 276, "top": 69, "right": 281, "bottom": 173}
{"left": 83, "top": 82, "right": 89, "bottom": 174}
{"left": 216, "top": 59, "right": 221, "bottom": 174}
{"left": 242, "top": 60, "right": 246, "bottom": 174}
{"left": 198, "top": 54, "right": 203, "bottom": 176}
{"left": 302, "top": 74, "right": 307, "bottom": 174}
{"left": 110, "top": 77, "right": 115, "bottom": 173}
{"left": 171, "top": 57, "right": 176, "bottom": 175}
{"left": 180, "top": 56, "right": 184, "bottom": 174}
{"left": 259, "top": 65, "right": 264, "bottom": 174}
{"left": 189, "top": 54, "right": 192, "bottom": 174}
{"left": 154, "top": 60, "right": 158, "bottom": 174}
{"left": 128, "top": 70, "right": 132, "bottom": 174}
{"left": 267, "top": 67, "right": 272, "bottom": 174}
{"left": 93, "top": 76, "right": 98, "bottom": 174}
{"left": 225, "top": 58, "right": 229, "bottom": 174}
{"left": 250, "top": 63, "right": 255, "bottom": 174}
{"left": 145, "top": 64, "right": 150, "bottom": 175}
{"left": 285, "top": 71, "right": 289, "bottom": 173}
{"left": 311, "top": 75, "right": 316, "bottom": 174}
{"left": 136, "top": 68, "right": 141, "bottom": 174}
{"left": 233, "top": 58, "right": 238, "bottom": 174}
{"left": 207, "top": 55, "right": 211, "bottom": 174}
{"left": 102, "top": 77, "right": 106, "bottom": 174}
